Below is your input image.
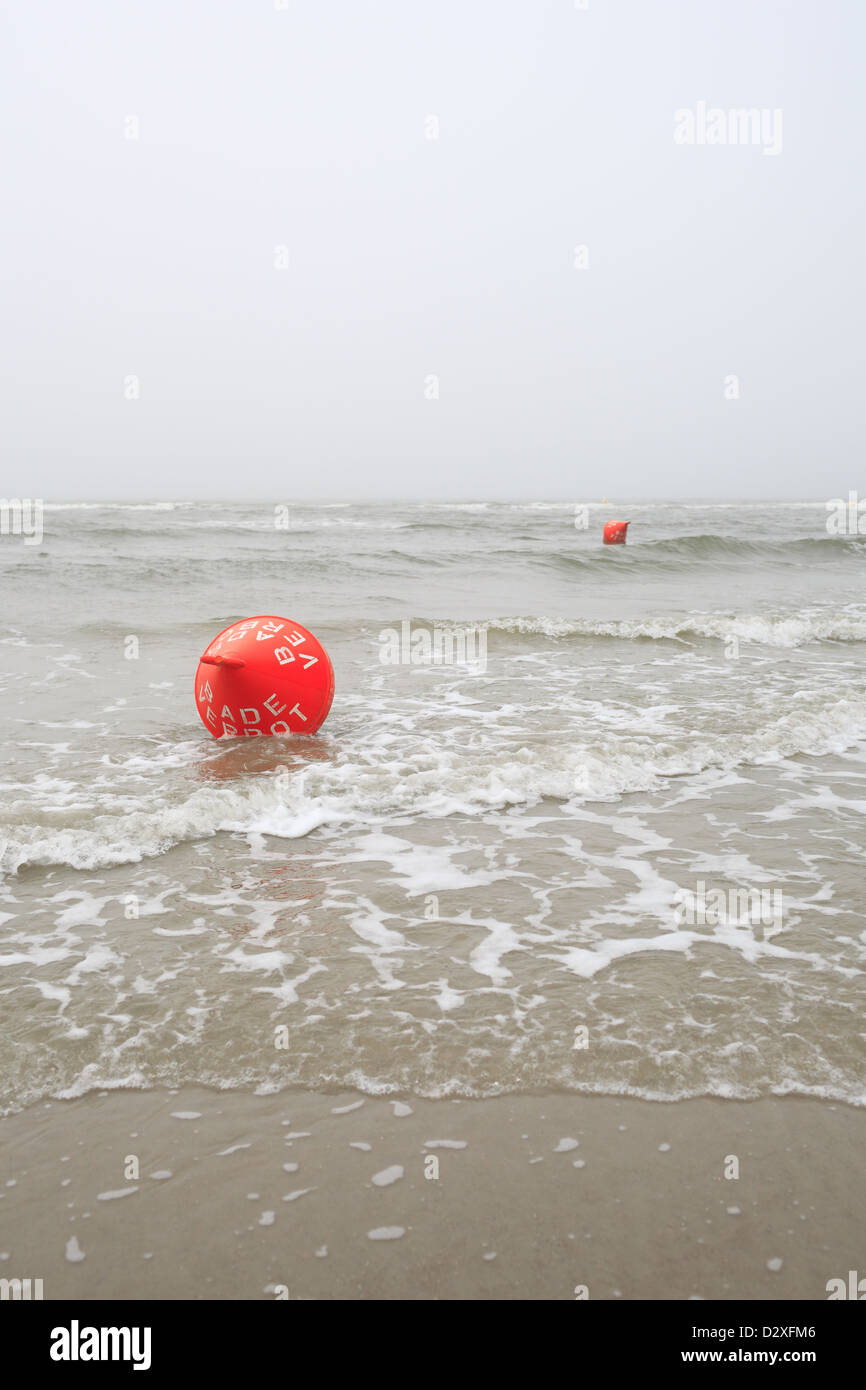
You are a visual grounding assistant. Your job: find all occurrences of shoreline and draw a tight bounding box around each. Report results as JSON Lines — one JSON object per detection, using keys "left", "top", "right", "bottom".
{"left": 1, "top": 1087, "right": 862, "bottom": 1301}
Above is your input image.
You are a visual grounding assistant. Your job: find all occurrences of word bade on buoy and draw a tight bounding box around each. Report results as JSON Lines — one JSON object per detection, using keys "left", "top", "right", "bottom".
{"left": 602, "top": 519, "right": 630, "bottom": 545}
{"left": 195, "top": 615, "right": 334, "bottom": 738}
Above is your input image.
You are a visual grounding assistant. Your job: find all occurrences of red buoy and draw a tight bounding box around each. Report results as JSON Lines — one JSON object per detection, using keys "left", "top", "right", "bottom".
{"left": 194, "top": 615, "right": 334, "bottom": 738}
{"left": 602, "top": 520, "right": 630, "bottom": 545}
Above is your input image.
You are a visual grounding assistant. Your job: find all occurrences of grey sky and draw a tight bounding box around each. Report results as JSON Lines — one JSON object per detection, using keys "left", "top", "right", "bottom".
{"left": 2, "top": 0, "right": 863, "bottom": 500}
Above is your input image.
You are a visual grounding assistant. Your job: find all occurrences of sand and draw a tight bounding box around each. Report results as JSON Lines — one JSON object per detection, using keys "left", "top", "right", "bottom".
{"left": 1, "top": 1089, "right": 862, "bottom": 1300}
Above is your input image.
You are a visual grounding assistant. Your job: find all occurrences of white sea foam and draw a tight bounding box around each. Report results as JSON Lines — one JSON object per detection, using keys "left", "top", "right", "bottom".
{"left": 44, "top": 501, "right": 195, "bottom": 511}
{"left": 4, "top": 686, "right": 866, "bottom": 875}
{"left": 371, "top": 1166, "right": 404, "bottom": 1186}
{"left": 488, "top": 609, "right": 866, "bottom": 647}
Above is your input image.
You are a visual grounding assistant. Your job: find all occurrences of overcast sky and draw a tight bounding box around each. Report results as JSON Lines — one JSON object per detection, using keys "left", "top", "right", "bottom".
{"left": 2, "top": 0, "right": 863, "bottom": 500}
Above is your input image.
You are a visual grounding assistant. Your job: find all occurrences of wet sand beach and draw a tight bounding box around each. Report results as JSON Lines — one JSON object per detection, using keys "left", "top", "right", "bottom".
{"left": 1, "top": 1088, "right": 862, "bottom": 1301}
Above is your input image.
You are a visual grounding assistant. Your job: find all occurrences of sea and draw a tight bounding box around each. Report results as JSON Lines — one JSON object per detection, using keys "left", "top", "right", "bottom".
{"left": 1, "top": 499, "right": 864, "bottom": 1113}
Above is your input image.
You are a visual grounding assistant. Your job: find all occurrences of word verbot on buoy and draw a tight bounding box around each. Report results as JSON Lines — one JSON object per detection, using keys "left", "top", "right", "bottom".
{"left": 195, "top": 616, "right": 335, "bottom": 738}
{"left": 602, "top": 520, "right": 630, "bottom": 545}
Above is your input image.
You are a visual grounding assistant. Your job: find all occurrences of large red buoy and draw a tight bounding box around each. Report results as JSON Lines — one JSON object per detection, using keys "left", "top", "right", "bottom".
{"left": 194, "top": 615, "right": 334, "bottom": 738}
{"left": 602, "top": 519, "right": 630, "bottom": 545}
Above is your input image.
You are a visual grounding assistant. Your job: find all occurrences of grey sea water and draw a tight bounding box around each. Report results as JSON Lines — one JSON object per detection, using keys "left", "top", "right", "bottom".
{"left": 1, "top": 499, "right": 864, "bottom": 1112}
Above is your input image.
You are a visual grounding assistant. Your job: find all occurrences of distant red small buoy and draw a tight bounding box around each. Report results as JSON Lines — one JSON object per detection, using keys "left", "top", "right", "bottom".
{"left": 602, "top": 520, "right": 630, "bottom": 545}
{"left": 194, "top": 615, "right": 334, "bottom": 739}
